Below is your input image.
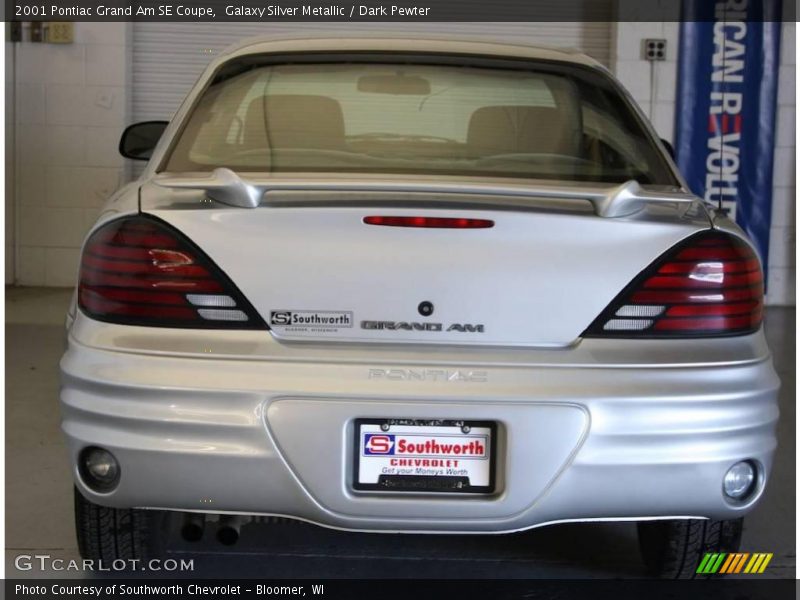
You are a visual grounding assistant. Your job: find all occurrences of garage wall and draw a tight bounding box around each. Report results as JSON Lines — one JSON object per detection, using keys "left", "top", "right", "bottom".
{"left": 768, "top": 23, "right": 796, "bottom": 307}
{"left": 132, "top": 22, "right": 613, "bottom": 122}
{"left": 6, "top": 34, "right": 15, "bottom": 284}
{"left": 11, "top": 23, "right": 130, "bottom": 286}
{"left": 612, "top": 20, "right": 796, "bottom": 307}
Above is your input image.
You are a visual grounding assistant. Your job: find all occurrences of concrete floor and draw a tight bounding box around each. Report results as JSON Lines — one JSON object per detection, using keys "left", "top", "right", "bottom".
{"left": 5, "top": 287, "right": 796, "bottom": 578}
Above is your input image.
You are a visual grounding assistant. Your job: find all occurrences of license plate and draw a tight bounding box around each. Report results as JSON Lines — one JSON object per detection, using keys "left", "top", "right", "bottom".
{"left": 353, "top": 419, "right": 496, "bottom": 493}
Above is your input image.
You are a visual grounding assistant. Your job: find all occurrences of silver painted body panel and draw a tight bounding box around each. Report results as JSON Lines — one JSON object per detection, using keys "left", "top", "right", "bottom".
{"left": 151, "top": 169, "right": 694, "bottom": 217}
{"left": 62, "top": 313, "right": 779, "bottom": 532}
{"left": 60, "top": 36, "right": 780, "bottom": 533}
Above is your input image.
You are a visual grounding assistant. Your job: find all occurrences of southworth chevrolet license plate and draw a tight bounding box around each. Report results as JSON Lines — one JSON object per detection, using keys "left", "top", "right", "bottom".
{"left": 353, "top": 419, "right": 496, "bottom": 493}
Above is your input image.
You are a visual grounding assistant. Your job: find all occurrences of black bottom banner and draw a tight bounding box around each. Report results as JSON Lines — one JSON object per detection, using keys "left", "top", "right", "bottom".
{"left": 5, "top": 579, "right": 797, "bottom": 600}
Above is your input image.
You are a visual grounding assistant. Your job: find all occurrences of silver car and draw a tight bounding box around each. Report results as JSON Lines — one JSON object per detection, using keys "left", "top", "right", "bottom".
{"left": 61, "top": 36, "right": 779, "bottom": 578}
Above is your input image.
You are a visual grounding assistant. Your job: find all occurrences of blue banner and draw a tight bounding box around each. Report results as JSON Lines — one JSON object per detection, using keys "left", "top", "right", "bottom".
{"left": 675, "top": 0, "right": 782, "bottom": 272}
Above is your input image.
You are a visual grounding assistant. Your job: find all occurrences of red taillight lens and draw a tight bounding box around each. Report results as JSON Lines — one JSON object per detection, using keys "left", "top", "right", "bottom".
{"left": 585, "top": 232, "right": 763, "bottom": 337}
{"left": 78, "top": 216, "right": 266, "bottom": 329}
{"left": 363, "top": 216, "right": 494, "bottom": 228}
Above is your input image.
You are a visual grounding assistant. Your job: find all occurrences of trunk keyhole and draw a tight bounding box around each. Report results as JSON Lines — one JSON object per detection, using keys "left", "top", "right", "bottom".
{"left": 418, "top": 301, "right": 434, "bottom": 317}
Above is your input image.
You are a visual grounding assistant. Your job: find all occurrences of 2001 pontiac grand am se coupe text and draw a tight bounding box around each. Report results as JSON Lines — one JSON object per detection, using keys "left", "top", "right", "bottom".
{"left": 59, "top": 35, "right": 780, "bottom": 579}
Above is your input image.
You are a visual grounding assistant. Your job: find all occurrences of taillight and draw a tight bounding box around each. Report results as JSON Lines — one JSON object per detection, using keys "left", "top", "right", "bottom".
{"left": 585, "top": 231, "right": 763, "bottom": 337}
{"left": 78, "top": 216, "right": 266, "bottom": 329}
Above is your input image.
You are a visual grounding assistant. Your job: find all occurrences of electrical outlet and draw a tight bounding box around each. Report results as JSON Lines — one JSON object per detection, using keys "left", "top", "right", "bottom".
{"left": 643, "top": 39, "right": 667, "bottom": 61}
{"left": 46, "top": 22, "right": 74, "bottom": 44}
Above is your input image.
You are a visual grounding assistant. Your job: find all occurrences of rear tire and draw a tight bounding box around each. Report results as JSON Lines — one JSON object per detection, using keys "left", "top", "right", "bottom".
{"left": 74, "top": 487, "right": 169, "bottom": 561}
{"left": 637, "top": 518, "right": 744, "bottom": 579}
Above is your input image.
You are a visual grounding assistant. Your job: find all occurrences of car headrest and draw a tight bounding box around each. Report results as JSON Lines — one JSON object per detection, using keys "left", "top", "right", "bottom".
{"left": 466, "top": 106, "right": 579, "bottom": 157}
{"left": 243, "top": 94, "right": 346, "bottom": 150}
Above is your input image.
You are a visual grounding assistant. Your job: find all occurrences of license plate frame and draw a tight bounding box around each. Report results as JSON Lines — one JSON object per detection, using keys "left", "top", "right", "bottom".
{"left": 353, "top": 418, "right": 497, "bottom": 494}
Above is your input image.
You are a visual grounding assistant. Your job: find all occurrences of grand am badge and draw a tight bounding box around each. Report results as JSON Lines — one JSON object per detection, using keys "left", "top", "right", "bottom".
{"left": 270, "top": 310, "right": 353, "bottom": 332}
{"left": 361, "top": 321, "right": 484, "bottom": 333}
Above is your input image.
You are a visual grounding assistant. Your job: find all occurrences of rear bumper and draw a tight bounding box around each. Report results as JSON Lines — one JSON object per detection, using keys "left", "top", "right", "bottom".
{"left": 60, "top": 318, "right": 780, "bottom": 533}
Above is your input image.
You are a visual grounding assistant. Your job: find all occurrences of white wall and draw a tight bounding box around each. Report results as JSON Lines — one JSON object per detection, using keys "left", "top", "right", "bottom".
{"left": 612, "top": 21, "right": 796, "bottom": 307}
{"left": 11, "top": 22, "right": 129, "bottom": 286}
{"left": 611, "top": 22, "right": 680, "bottom": 141}
{"left": 769, "top": 22, "right": 796, "bottom": 307}
{"left": 6, "top": 33, "right": 15, "bottom": 284}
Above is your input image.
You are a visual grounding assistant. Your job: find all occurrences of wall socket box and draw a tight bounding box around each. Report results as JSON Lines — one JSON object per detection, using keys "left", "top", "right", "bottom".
{"left": 643, "top": 39, "right": 667, "bottom": 61}
{"left": 46, "top": 22, "right": 74, "bottom": 44}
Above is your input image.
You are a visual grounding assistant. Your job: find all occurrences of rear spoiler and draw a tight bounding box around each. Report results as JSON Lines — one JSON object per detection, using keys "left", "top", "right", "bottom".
{"left": 153, "top": 168, "right": 697, "bottom": 218}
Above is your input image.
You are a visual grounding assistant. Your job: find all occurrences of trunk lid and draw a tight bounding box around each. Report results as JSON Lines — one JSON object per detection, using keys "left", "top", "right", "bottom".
{"left": 141, "top": 182, "right": 709, "bottom": 347}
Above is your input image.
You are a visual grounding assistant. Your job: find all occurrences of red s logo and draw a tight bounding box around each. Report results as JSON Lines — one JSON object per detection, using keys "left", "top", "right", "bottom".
{"left": 365, "top": 434, "right": 394, "bottom": 454}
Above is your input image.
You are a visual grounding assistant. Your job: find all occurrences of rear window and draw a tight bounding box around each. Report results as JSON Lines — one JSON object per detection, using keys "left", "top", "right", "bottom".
{"left": 164, "top": 57, "right": 677, "bottom": 185}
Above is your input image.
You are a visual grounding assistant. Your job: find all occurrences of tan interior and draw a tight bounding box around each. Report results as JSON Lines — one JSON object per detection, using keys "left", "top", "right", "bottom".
{"left": 244, "top": 95, "right": 346, "bottom": 151}
{"left": 466, "top": 105, "right": 580, "bottom": 157}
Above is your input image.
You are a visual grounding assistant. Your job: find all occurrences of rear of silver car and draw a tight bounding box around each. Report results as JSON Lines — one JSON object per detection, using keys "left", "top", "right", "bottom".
{"left": 62, "top": 309, "right": 778, "bottom": 526}
{"left": 59, "top": 37, "right": 779, "bottom": 577}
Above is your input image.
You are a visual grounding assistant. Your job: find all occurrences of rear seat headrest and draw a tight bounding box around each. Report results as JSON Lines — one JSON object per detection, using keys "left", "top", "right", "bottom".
{"left": 467, "top": 105, "right": 579, "bottom": 157}
{"left": 244, "top": 94, "right": 346, "bottom": 150}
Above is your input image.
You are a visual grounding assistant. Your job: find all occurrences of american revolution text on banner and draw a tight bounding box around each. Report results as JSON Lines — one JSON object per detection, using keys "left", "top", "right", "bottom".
{"left": 675, "top": 0, "right": 782, "bottom": 272}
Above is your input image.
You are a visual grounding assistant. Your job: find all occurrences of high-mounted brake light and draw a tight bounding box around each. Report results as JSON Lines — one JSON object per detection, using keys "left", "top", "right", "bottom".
{"left": 363, "top": 216, "right": 494, "bottom": 229}
{"left": 78, "top": 216, "right": 266, "bottom": 329}
{"left": 585, "top": 231, "right": 763, "bottom": 337}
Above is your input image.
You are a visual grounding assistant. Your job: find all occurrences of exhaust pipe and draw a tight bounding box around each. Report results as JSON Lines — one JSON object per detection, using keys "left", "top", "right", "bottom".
{"left": 180, "top": 514, "right": 205, "bottom": 543}
{"left": 216, "top": 515, "right": 244, "bottom": 546}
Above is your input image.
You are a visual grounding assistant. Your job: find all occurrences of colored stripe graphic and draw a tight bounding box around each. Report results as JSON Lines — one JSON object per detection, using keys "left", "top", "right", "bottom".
{"left": 758, "top": 554, "right": 773, "bottom": 573}
{"left": 719, "top": 553, "right": 748, "bottom": 574}
{"left": 696, "top": 553, "right": 714, "bottom": 573}
{"left": 733, "top": 553, "right": 750, "bottom": 574}
{"left": 719, "top": 553, "right": 735, "bottom": 573}
{"left": 697, "top": 553, "right": 726, "bottom": 574}
{"left": 744, "top": 553, "right": 774, "bottom": 574}
{"left": 698, "top": 552, "right": 773, "bottom": 575}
